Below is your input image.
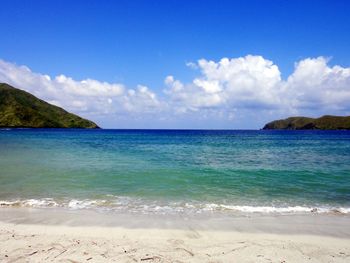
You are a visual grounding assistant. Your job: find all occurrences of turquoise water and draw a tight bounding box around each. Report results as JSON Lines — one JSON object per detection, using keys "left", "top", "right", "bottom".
{"left": 0, "top": 129, "right": 349, "bottom": 214}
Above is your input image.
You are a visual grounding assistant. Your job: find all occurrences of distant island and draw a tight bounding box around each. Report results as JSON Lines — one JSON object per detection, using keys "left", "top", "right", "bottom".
{"left": 263, "top": 115, "right": 350, "bottom": 130}
{"left": 0, "top": 83, "right": 99, "bottom": 128}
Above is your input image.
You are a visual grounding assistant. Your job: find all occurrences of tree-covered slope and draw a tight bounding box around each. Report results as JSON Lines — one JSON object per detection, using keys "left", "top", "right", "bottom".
{"left": 0, "top": 83, "right": 99, "bottom": 128}
{"left": 263, "top": 115, "right": 350, "bottom": 130}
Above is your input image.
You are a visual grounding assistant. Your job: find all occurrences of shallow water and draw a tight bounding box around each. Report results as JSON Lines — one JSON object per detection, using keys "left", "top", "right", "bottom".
{"left": 0, "top": 129, "right": 349, "bottom": 215}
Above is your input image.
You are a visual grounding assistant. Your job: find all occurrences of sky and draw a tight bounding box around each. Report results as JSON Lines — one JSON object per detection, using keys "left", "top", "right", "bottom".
{"left": 0, "top": 0, "right": 350, "bottom": 129}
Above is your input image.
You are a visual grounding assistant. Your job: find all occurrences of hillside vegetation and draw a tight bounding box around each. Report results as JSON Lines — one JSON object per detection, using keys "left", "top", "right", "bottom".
{"left": 263, "top": 115, "right": 350, "bottom": 130}
{"left": 0, "top": 83, "right": 99, "bottom": 128}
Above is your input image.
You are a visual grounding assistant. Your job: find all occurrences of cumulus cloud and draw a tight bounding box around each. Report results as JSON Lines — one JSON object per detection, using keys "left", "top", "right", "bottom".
{"left": 0, "top": 59, "right": 162, "bottom": 126}
{"left": 0, "top": 55, "right": 349, "bottom": 128}
{"left": 165, "top": 55, "right": 350, "bottom": 123}
{"left": 286, "top": 57, "right": 350, "bottom": 112}
{"left": 165, "top": 55, "right": 283, "bottom": 111}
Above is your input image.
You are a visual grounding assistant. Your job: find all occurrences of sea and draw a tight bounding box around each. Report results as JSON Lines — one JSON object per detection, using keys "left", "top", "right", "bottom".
{"left": 0, "top": 129, "right": 349, "bottom": 215}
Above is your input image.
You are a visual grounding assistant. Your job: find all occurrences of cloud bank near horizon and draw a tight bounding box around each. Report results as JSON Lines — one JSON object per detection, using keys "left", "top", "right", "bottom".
{"left": 1, "top": 55, "right": 349, "bottom": 128}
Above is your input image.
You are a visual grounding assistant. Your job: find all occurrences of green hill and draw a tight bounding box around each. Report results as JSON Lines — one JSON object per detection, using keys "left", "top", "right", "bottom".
{"left": 0, "top": 83, "right": 99, "bottom": 128}
{"left": 263, "top": 115, "right": 350, "bottom": 130}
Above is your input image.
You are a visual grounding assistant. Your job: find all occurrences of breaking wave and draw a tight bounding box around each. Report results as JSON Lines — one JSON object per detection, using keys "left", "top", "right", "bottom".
{"left": 1, "top": 197, "right": 349, "bottom": 215}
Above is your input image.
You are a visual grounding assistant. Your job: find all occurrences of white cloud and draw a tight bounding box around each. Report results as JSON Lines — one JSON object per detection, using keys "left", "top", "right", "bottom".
{"left": 286, "top": 57, "right": 350, "bottom": 112}
{"left": 185, "top": 61, "right": 198, "bottom": 69}
{"left": 0, "top": 59, "right": 162, "bottom": 127}
{"left": 165, "top": 55, "right": 350, "bottom": 121}
{"left": 1, "top": 55, "right": 350, "bottom": 128}
{"left": 123, "top": 85, "right": 162, "bottom": 113}
{"left": 165, "top": 55, "right": 283, "bottom": 111}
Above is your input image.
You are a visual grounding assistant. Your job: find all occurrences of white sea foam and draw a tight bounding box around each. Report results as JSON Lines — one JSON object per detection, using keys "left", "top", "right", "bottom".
{"left": 338, "top": 207, "right": 350, "bottom": 214}
{"left": 67, "top": 199, "right": 112, "bottom": 209}
{"left": 0, "top": 198, "right": 59, "bottom": 207}
{"left": 1, "top": 198, "right": 349, "bottom": 215}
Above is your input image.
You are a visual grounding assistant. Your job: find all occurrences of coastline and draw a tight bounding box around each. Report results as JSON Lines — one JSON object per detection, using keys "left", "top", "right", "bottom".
{"left": 1, "top": 129, "right": 350, "bottom": 262}
{"left": 1, "top": 207, "right": 350, "bottom": 262}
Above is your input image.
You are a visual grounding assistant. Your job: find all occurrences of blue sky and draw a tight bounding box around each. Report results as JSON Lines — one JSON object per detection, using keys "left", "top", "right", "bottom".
{"left": 0, "top": 0, "right": 350, "bottom": 128}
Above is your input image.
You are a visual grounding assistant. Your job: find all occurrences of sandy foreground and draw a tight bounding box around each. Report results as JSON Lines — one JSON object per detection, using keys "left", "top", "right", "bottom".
{"left": 0, "top": 209, "right": 350, "bottom": 262}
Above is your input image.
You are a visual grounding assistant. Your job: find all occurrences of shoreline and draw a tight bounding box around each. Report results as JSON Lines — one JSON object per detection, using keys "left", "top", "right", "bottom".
{"left": 1, "top": 207, "right": 350, "bottom": 236}
{"left": 1, "top": 207, "right": 350, "bottom": 262}
{"left": 2, "top": 197, "right": 350, "bottom": 215}
{"left": 0, "top": 208, "right": 350, "bottom": 262}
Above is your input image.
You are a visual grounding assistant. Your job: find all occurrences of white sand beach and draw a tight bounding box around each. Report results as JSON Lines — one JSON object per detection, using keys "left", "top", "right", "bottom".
{"left": 1, "top": 208, "right": 350, "bottom": 262}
